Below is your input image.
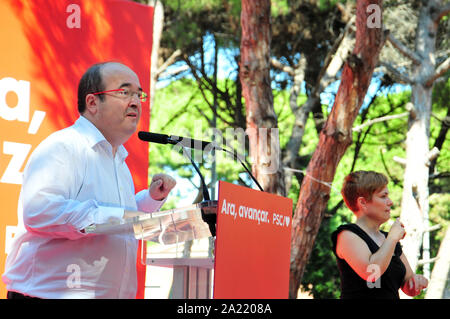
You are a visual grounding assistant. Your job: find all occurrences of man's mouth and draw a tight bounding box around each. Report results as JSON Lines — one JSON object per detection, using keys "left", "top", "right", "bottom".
{"left": 126, "top": 112, "right": 138, "bottom": 118}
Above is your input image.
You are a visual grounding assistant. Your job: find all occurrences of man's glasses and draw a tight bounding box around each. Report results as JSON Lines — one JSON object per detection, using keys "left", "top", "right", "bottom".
{"left": 92, "top": 88, "right": 147, "bottom": 102}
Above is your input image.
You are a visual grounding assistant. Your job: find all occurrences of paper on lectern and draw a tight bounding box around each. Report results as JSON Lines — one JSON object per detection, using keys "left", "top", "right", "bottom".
{"left": 84, "top": 203, "right": 214, "bottom": 245}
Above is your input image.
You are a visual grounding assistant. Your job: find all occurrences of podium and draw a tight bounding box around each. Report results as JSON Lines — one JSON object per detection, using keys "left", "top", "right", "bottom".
{"left": 85, "top": 181, "right": 292, "bottom": 299}
{"left": 147, "top": 257, "right": 214, "bottom": 298}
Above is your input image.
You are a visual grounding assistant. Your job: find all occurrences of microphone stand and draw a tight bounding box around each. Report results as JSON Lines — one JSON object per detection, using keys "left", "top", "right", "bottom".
{"left": 178, "top": 143, "right": 265, "bottom": 238}
{"left": 222, "top": 148, "right": 264, "bottom": 192}
{"left": 137, "top": 130, "right": 264, "bottom": 192}
{"left": 180, "top": 146, "right": 216, "bottom": 237}
{"left": 180, "top": 146, "right": 210, "bottom": 202}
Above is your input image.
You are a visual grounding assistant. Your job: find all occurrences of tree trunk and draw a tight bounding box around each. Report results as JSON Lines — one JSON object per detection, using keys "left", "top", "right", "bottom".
{"left": 400, "top": 85, "right": 432, "bottom": 276}
{"left": 379, "top": 0, "right": 450, "bottom": 298}
{"left": 399, "top": 0, "right": 443, "bottom": 277}
{"left": 425, "top": 227, "right": 450, "bottom": 299}
{"left": 289, "top": 0, "right": 386, "bottom": 298}
{"left": 280, "top": 17, "right": 355, "bottom": 194}
{"left": 148, "top": 0, "right": 164, "bottom": 110}
{"left": 282, "top": 55, "right": 307, "bottom": 192}
{"left": 240, "top": 0, "right": 285, "bottom": 196}
{"left": 429, "top": 106, "right": 450, "bottom": 176}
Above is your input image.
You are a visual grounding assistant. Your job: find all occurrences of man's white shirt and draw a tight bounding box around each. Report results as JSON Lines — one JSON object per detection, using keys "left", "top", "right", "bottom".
{"left": 2, "top": 116, "right": 164, "bottom": 298}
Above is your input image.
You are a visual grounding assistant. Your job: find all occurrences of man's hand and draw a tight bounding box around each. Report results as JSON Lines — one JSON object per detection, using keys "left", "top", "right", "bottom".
{"left": 149, "top": 173, "right": 176, "bottom": 201}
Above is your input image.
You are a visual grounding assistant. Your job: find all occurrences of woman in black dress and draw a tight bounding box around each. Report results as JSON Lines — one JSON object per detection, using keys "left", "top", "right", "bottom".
{"left": 332, "top": 171, "right": 428, "bottom": 299}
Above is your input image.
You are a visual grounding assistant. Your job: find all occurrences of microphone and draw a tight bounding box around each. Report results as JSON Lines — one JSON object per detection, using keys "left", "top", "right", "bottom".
{"left": 138, "top": 131, "right": 264, "bottom": 192}
{"left": 138, "top": 131, "right": 221, "bottom": 151}
{"left": 139, "top": 131, "right": 212, "bottom": 203}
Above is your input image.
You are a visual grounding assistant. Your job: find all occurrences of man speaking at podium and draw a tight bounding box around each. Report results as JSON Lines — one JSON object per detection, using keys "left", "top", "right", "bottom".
{"left": 2, "top": 62, "right": 176, "bottom": 299}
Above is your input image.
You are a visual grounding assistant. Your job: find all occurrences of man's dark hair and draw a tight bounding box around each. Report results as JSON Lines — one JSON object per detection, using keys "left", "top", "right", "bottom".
{"left": 77, "top": 62, "right": 107, "bottom": 114}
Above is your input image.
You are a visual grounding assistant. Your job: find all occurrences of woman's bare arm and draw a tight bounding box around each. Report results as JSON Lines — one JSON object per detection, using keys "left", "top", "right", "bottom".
{"left": 400, "top": 253, "right": 428, "bottom": 296}
{"left": 336, "top": 230, "right": 397, "bottom": 282}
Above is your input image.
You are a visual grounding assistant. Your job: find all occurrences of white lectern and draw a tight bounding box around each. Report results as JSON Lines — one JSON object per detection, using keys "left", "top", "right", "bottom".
{"left": 84, "top": 200, "right": 217, "bottom": 299}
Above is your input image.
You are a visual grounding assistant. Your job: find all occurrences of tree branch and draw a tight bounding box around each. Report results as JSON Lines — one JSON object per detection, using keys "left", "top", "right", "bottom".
{"left": 270, "top": 58, "right": 295, "bottom": 76}
{"left": 352, "top": 112, "right": 409, "bottom": 132}
{"left": 379, "top": 61, "right": 414, "bottom": 84}
{"left": 336, "top": 2, "right": 354, "bottom": 23}
{"left": 193, "top": 104, "right": 213, "bottom": 126}
{"left": 426, "top": 147, "right": 440, "bottom": 164}
{"left": 314, "top": 16, "right": 355, "bottom": 94}
{"left": 425, "top": 56, "right": 450, "bottom": 86}
{"left": 430, "top": 107, "right": 450, "bottom": 174}
{"left": 288, "top": 55, "right": 306, "bottom": 113}
{"left": 393, "top": 156, "right": 406, "bottom": 166}
{"left": 183, "top": 55, "right": 231, "bottom": 106}
{"left": 386, "top": 32, "right": 422, "bottom": 65}
{"left": 418, "top": 257, "right": 439, "bottom": 266}
{"left": 424, "top": 224, "right": 442, "bottom": 233}
{"left": 156, "top": 49, "right": 183, "bottom": 77}
{"left": 431, "top": 112, "right": 450, "bottom": 125}
{"left": 161, "top": 91, "right": 198, "bottom": 128}
{"left": 158, "top": 65, "right": 190, "bottom": 79}
{"left": 182, "top": 57, "right": 235, "bottom": 126}
{"left": 380, "top": 148, "right": 402, "bottom": 187}
{"left": 429, "top": 172, "right": 450, "bottom": 180}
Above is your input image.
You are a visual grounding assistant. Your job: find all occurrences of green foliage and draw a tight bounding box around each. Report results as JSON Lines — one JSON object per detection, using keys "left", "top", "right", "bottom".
{"left": 161, "top": 0, "right": 242, "bottom": 54}
{"left": 271, "top": 0, "right": 290, "bottom": 16}
{"left": 317, "top": 0, "right": 344, "bottom": 11}
{"left": 149, "top": 78, "right": 250, "bottom": 207}
{"left": 301, "top": 217, "right": 343, "bottom": 298}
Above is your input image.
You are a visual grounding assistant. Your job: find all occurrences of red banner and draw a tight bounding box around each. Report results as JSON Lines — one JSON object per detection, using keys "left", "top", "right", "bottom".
{"left": 214, "top": 181, "right": 293, "bottom": 298}
{"left": 0, "top": 0, "right": 154, "bottom": 298}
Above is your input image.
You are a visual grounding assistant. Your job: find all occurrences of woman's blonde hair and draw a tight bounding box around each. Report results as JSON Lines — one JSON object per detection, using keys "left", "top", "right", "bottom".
{"left": 341, "top": 171, "right": 388, "bottom": 213}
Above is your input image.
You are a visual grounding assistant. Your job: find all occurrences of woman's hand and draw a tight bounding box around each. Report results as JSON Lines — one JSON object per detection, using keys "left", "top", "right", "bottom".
{"left": 403, "top": 274, "right": 428, "bottom": 296}
{"left": 387, "top": 218, "right": 406, "bottom": 242}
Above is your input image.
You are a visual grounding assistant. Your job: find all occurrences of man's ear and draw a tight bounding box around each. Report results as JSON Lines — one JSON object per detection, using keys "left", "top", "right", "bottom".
{"left": 85, "top": 93, "right": 98, "bottom": 115}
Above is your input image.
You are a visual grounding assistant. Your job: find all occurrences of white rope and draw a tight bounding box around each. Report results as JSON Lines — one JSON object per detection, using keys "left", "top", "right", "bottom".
{"left": 283, "top": 167, "right": 341, "bottom": 193}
